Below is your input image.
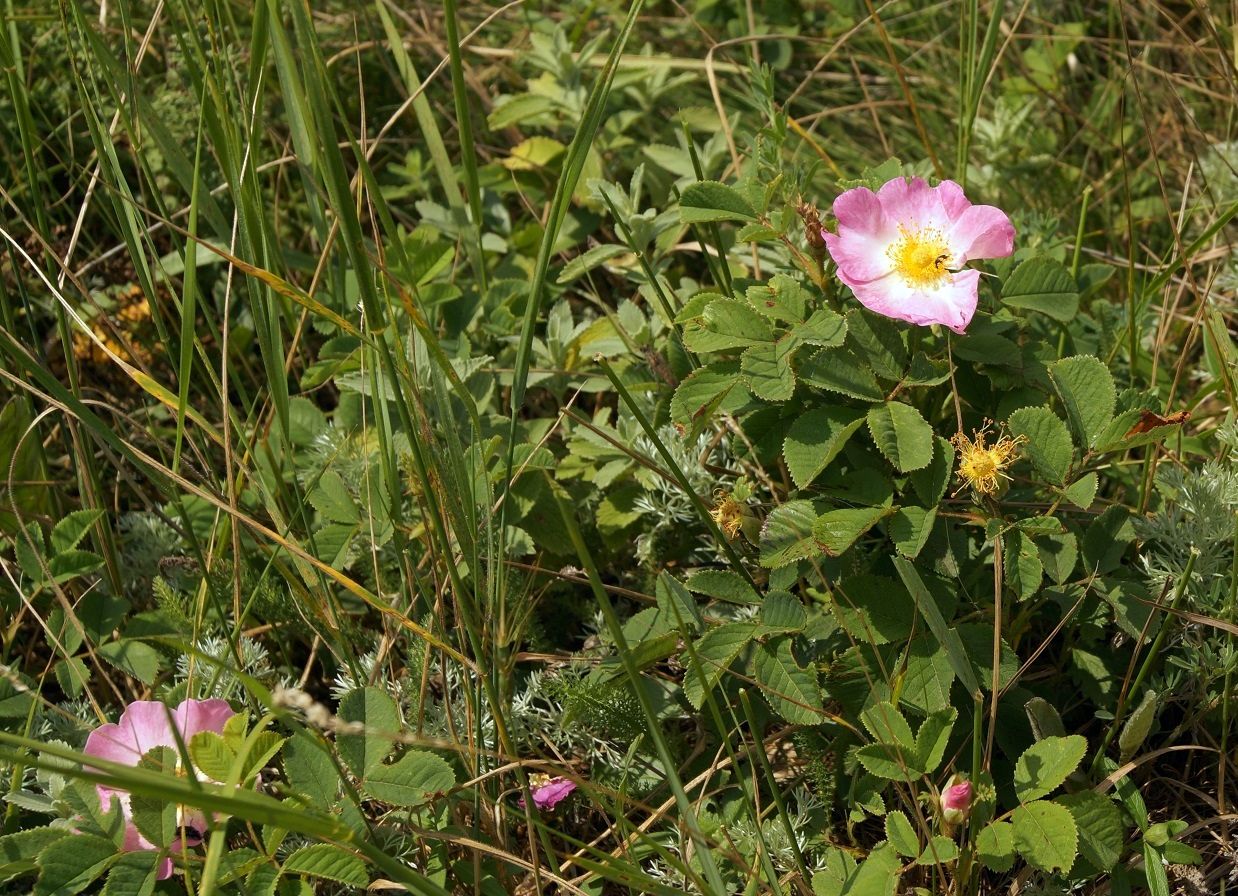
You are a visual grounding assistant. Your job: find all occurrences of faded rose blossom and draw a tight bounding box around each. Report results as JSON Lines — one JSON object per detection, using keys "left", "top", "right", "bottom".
{"left": 83, "top": 699, "right": 236, "bottom": 879}
{"left": 519, "top": 773, "right": 577, "bottom": 811}
{"left": 941, "top": 775, "right": 974, "bottom": 825}
{"left": 824, "top": 176, "right": 1014, "bottom": 334}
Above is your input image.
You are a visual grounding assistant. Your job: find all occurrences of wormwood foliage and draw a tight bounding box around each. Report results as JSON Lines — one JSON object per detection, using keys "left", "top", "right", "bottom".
{"left": 0, "top": 2, "right": 1235, "bottom": 895}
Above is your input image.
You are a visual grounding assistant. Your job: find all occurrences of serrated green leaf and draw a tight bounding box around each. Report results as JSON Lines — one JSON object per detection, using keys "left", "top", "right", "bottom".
{"left": 55, "top": 657, "right": 90, "bottom": 698}
{"left": 683, "top": 299, "right": 773, "bottom": 352}
{"left": 976, "top": 821, "right": 1015, "bottom": 872}
{"left": 845, "top": 310, "right": 907, "bottom": 380}
{"left": 683, "top": 621, "right": 760, "bottom": 708}
{"left": 747, "top": 274, "right": 808, "bottom": 322}
{"left": 50, "top": 510, "right": 104, "bottom": 554}
{"left": 1093, "top": 408, "right": 1189, "bottom": 453}
{"left": 283, "top": 731, "right": 340, "bottom": 805}
{"left": 656, "top": 572, "right": 702, "bottom": 630}
{"left": 889, "top": 506, "right": 936, "bottom": 559}
{"left": 1005, "top": 531, "right": 1043, "bottom": 601}
{"left": 1081, "top": 506, "right": 1134, "bottom": 575}
{"left": 1050, "top": 356, "right": 1116, "bottom": 449}
{"left": 753, "top": 638, "right": 822, "bottom": 724}
{"left": 844, "top": 841, "right": 901, "bottom": 896}
{"left": 0, "top": 829, "right": 69, "bottom": 882}
{"left": 867, "top": 402, "right": 934, "bottom": 472}
{"left": 885, "top": 810, "right": 919, "bottom": 857}
{"left": 900, "top": 637, "right": 954, "bottom": 714}
{"left": 855, "top": 742, "right": 919, "bottom": 781}
{"left": 35, "top": 833, "right": 118, "bottom": 896}
{"left": 96, "top": 641, "right": 162, "bottom": 685}
{"left": 783, "top": 407, "right": 866, "bottom": 489}
{"left": 683, "top": 569, "right": 761, "bottom": 605}
{"left": 99, "top": 852, "right": 159, "bottom": 896}
{"left": 1119, "top": 690, "right": 1158, "bottom": 762}
{"left": 679, "top": 180, "right": 757, "bottom": 223}
{"left": 741, "top": 338, "right": 796, "bottom": 401}
{"left": 759, "top": 500, "right": 819, "bottom": 568}
{"left": 365, "top": 750, "right": 456, "bottom": 807}
{"left": 282, "top": 844, "right": 368, "bottom": 888}
{"left": 1059, "top": 791, "right": 1124, "bottom": 873}
{"left": 240, "top": 731, "right": 285, "bottom": 780}
{"left": 799, "top": 347, "right": 884, "bottom": 401}
{"left": 760, "top": 591, "right": 806, "bottom": 632}
{"left": 1025, "top": 697, "right": 1067, "bottom": 741}
{"left": 189, "top": 730, "right": 238, "bottom": 782}
{"left": 1061, "top": 472, "right": 1098, "bottom": 509}
{"left": 308, "top": 472, "right": 358, "bottom": 524}
{"left": 337, "top": 687, "right": 400, "bottom": 777}
{"left": 862, "top": 701, "right": 916, "bottom": 748}
{"left": 909, "top": 436, "right": 955, "bottom": 506}
{"left": 915, "top": 835, "right": 959, "bottom": 866}
{"left": 557, "top": 243, "right": 629, "bottom": 284}
{"left": 670, "top": 363, "right": 751, "bottom": 437}
{"left": 914, "top": 707, "right": 957, "bottom": 774}
{"left": 1011, "top": 801, "right": 1078, "bottom": 873}
{"left": 813, "top": 507, "right": 888, "bottom": 556}
{"left": 831, "top": 574, "right": 914, "bottom": 645}
{"left": 1007, "top": 406, "right": 1073, "bottom": 485}
{"left": 794, "top": 308, "right": 848, "bottom": 347}
{"left": 1037, "top": 532, "right": 1078, "bottom": 586}
{"left": 48, "top": 550, "right": 105, "bottom": 583}
{"left": 1001, "top": 256, "right": 1080, "bottom": 321}
{"left": 1014, "top": 735, "right": 1087, "bottom": 801}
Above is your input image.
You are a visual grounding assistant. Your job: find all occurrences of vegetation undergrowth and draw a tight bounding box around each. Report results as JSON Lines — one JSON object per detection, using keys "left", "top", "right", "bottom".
{"left": 0, "top": 1, "right": 1236, "bottom": 894}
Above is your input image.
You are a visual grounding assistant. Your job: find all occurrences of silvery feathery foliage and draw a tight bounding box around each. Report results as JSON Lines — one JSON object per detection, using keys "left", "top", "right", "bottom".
{"left": 331, "top": 650, "right": 401, "bottom": 703}
{"left": 117, "top": 510, "right": 183, "bottom": 597}
{"left": 177, "top": 635, "right": 275, "bottom": 701}
{"left": 632, "top": 425, "right": 734, "bottom": 565}
{"left": 44, "top": 697, "right": 96, "bottom": 744}
{"left": 1200, "top": 140, "right": 1238, "bottom": 202}
{"left": 727, "top": 785, "right": 832, "bottom": 875}
{"left": 509, "top": 667, "right": 627, "bottom": 770}
{"left": 1136, "top": 461, "right": 1238, "bottom": 608}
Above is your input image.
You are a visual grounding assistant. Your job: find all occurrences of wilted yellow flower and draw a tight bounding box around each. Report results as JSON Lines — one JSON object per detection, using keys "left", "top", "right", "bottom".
{"left": 951, "top": 427, "right": 1024, "bottom": 496}
{"left": 710, "top": 491, "right": 746, "bottom": 540}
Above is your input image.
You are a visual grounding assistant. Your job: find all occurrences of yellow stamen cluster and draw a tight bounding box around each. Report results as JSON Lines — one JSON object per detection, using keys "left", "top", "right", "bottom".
{"left": 951, "top": 427, "right": 1024, "bottom": 496}
{"left": 710, "top": 492, "right": 746, "bottom": 540}
{"left": 888, "top": 224, "right": 952, "bottom": 287}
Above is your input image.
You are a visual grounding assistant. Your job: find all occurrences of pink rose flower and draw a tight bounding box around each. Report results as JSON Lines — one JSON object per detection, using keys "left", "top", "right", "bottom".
{"left": 941, "top": 776, "right": 974, "bottom": 825}
{"left": 83, "top": 699, "right": 236, "bottom": 879}
{"left": 824, "top": 176, "right": 1015, "bottom": 334}
{"left": 518, "top": 774, "right": 577, "bottom": 811}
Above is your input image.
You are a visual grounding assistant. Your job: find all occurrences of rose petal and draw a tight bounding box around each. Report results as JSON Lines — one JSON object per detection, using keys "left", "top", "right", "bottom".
{"left": 934, "top": 179, "right": 971, "bottom": 220}
{"left": 849, "top": 269, "right": 980, "bottom": 334}
{"left": 172, "top": 699, "right": 235, "bottom": 741}
{"left": 118, "top": 702, "right": 178, "bottom": 755}
{"left": 522, "top": 777, "right": 577, "bottom": 811}
{"left": 84, "top": 722, "right": 144, "bottom": 767}
{"left": 948, "top": 204, "right": 1015, "bottom": 264}
{"left": 824, "top": 229, "right": 895, "bottom": 285}
{"left": 876, "top": 176, "right": 949, "bottom": 231}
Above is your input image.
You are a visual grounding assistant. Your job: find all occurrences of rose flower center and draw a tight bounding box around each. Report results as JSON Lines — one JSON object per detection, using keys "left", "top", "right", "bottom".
{"left": 888, "top": 225, "right": 951, "bottom": 287}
